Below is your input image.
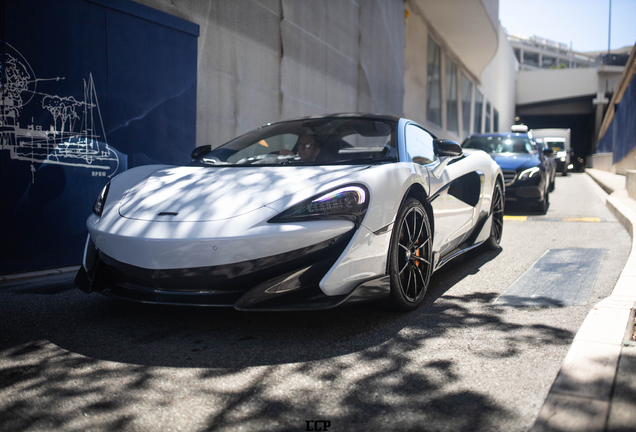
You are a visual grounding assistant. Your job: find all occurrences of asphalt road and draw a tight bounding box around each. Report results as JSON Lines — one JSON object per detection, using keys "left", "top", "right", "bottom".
{"left": 0, "top": 173, "right": 631, "bottom": 432}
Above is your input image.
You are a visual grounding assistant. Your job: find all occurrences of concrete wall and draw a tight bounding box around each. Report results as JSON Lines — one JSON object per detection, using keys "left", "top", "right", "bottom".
{"left": 479, "top": 24, "right": 518, "bottom": 133}
{"left": 588, "top": 153, "right": 616, "bottom": 173}
{"left": 598, "top": 66, "right": 627, "bottom": 96}
{"left": 132, "top": 0, "right": 405, "bottom": 148}
{"left": 614, "top": 146, "right": 636, "bottom": 175}
{"left": 626, "top": 170, "right": 636, "bottom": 200}
{"left": 403, "top": 1, "right": 430, "bottom": 129}
{"left": 517, "top": 68, "right": 598, "bottom": 105}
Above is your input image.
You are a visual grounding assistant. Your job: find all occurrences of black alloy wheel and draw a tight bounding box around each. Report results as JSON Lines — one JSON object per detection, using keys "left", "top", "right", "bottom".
{"left": 484, "top": 181, "right": 504, "bottom": 250}
{"left": 535, "top": 188, "right": 549, "bottom": 214}
{"left": 388, "top": 199, "right": 432, "bottom": 311}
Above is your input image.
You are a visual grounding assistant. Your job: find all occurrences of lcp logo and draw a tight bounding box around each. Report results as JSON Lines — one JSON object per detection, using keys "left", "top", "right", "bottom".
{"left": 305, "top": 420, "right": 331, "bottom": 431}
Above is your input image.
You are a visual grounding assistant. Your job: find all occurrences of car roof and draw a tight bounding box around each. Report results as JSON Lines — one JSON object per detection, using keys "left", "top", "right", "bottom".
{"left": 260, "top": 113, "right": 401, "bottom": 128}
{"left": 465, "top": 132, "right": 531, "bottom": 140}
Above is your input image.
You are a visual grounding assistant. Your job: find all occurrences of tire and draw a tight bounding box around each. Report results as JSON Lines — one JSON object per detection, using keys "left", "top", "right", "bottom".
{"left": 484, "top": 182, "right": 504, "bottom": 250}
{"left": 388, "top": 199, "right": 433, "bottom": 311}
{"left": 562, "top": 167, "right": 568, "bottom": 176}
{"left": 535, "top": 190, "right": 549, "bottom": 214}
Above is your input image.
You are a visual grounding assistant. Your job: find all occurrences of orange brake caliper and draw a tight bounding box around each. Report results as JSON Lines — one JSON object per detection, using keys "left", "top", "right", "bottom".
{"left": 415, "top": 244, "right": 420, "bottom": 267}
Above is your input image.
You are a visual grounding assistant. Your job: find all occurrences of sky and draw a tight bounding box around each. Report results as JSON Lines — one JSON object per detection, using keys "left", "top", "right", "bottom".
{"left": 499, "top": 0, "right": 636, "bottom": 53}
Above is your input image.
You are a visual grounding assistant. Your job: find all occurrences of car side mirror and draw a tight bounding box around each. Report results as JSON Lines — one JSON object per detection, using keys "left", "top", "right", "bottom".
{"left": 191, "top": 145, "right": 212, "bottom": 160}
{"left": 542, "top": 147, "right": 554, "bottom": 156}
{"left": 433, "top": 139, "right": 463, "bottom": 157}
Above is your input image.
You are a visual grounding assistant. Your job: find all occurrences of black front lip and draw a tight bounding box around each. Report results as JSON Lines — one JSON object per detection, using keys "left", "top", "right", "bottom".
{"left": 75, "top": 228, "right": 390, "bottom": 310}
{"left": 504, "top": 183, "right": 545, "bottom": 201}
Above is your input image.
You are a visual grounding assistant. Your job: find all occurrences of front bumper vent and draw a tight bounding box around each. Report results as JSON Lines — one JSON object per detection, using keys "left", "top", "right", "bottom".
{"left": 503, "top": 170, "right": 517, "bottom": 186}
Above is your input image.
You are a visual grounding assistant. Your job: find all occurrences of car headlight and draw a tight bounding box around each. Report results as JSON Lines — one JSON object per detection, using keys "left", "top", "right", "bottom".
{"left": 93, "top": 182, "right": 111, "bottom": 216}
{"left": 269, "top": 185, "right": 368, "bottom": 224}
{"left": 518, "top": 167, "right": 541, "bottom": 181}
{"left": 560, "top": 157, "right": 566, "bottom": 162}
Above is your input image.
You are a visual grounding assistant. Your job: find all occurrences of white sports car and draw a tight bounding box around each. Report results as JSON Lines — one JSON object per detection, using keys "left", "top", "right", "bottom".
{"left": 76, "top": 114, "right": 504, "bottom": 311}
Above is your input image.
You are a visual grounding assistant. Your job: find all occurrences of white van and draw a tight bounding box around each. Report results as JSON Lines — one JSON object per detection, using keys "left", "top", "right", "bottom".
{"left": 531, "top": 128, "right": 570, "bottom": 176}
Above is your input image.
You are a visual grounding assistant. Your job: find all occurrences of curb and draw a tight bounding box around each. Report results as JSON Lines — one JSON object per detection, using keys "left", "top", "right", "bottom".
{"left": 531, "top": 173, "right": 636, "bottom": 431}
{"left": 0, "top": 266, "right": 80, "bottom": 284}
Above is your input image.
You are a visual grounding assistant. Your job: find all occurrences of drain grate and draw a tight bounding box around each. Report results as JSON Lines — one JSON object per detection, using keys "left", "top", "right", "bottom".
{"left": 494, "top": 249, "right": 605, "bottom": 306}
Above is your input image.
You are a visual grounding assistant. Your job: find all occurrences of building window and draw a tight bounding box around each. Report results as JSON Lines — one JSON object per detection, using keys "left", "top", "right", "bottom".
{"left": 446, "top": 56, "right": 458, "bottom": 135}
{"left": 473, "top": 89, "right": 483, "bottom": 133}
{"left": 524, "top": 51, "right": 539, "bottom": 67}
{"left": 513, "top": 48, "right": 521, "bottom": 62}
{"left": 542, "top": 56, "right": 557, "bottom": 68}
{"left": 427, "top": 36, "right": 442, "bottom": 126}
{"left": 493, "top": 108, "right": 499, "bottom": 132}
{"left": 485, "top": 101, "right": 491, "bottom": 133}
{"left": 461, "top": 73, "right": 472, "bottom": 137}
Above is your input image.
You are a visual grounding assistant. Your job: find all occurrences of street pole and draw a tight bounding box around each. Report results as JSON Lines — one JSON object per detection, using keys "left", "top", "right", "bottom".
{"left": 608, "top": 0, "right": 612, "bottom": 55}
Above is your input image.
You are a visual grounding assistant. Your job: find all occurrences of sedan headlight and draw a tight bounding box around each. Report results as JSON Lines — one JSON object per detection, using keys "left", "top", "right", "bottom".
{"left": 93, "top": 182, "right": 111, "bottom": 216}
{"left": 269, "top": 185, "right": 368, "bottom": 224}
{"left": 517, "top": 167, "right": 541, "bottom": 181}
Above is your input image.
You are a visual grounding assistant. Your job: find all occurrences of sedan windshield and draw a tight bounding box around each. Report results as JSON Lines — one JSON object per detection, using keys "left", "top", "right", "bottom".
{"left": 545, "top": 139, "right": 565, "bottom": 151}
{"left": 463, "top": 136, "right": 535, "bottom": 154}
{"left": 189, "top": 117, "right": 397, "bottom": 167}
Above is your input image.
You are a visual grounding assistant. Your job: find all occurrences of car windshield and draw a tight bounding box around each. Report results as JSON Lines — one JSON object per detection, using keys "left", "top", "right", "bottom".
{"left": 463, "top": 135, "right": 535, "bottom": 154}
{"left": 545, "top": 139, "right": 565, "bottom": 151}
{"left": 189, "top": 117, "right": 398, "bottom": 167}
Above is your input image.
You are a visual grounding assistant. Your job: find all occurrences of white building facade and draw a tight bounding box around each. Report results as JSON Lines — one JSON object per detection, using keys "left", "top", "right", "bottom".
{"left": 404, "top": 0, "right": 518, "bottom": 142}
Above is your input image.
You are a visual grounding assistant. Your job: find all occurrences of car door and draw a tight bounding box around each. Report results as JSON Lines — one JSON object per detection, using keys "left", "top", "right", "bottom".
{"left": 403, "top": 124, "right": 475, "bottom": 260}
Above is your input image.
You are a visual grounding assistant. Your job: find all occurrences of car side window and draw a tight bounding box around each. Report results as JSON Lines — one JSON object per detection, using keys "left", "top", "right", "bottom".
{"left": 405, "top": 124, "right": 437, "bottom": 165}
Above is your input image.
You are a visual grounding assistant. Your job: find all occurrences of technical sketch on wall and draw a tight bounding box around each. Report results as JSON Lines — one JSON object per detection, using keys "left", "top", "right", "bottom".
{"left": 1, "top": 41, "right": 119, "bottom": 181}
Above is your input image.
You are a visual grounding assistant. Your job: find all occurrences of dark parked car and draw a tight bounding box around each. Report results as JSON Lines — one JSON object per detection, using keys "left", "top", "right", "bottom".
{"left": 462, "top": 128, "right": 555, "bottom": 213}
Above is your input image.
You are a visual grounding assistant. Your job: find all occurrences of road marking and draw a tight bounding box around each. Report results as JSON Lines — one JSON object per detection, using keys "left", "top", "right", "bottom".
{"left": 504, "top": 216, "right": 527, "bottom": 221}
{"left": 562, "top": 217, "right": 602, "bottom": 223}
{"left": 503, "top": 216, "right": 603, "bottom": 222}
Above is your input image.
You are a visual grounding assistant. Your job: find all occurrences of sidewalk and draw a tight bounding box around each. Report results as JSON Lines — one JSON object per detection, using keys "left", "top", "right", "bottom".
{"left": 531, "top": 169, "right": 636, "bottom": 432}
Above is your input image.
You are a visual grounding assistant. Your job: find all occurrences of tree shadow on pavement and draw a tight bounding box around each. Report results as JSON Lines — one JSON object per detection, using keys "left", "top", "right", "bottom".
{"left": 0, "top": 246, "right": 576, "bottom": 432}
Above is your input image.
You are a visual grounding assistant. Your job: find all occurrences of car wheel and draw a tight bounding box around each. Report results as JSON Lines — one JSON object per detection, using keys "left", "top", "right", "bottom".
{"left": 388, "top": 199, "right": 432, "bottom": 311}
{"left": 562, "top": 167, "right": 568, "bottom": 176}
{"left": 536, "top": 190, "right": 549, "bottom": 214}
{"left": 484, "top": 182, "right": 504, "bottom": 250}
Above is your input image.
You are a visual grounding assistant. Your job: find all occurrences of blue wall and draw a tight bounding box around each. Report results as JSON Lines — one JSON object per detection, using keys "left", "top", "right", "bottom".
{"left": 596, "top": 73, "right": 636, "bottom": 163}
{"left": 0, "top": 0, "right": 198, "bottom": 274}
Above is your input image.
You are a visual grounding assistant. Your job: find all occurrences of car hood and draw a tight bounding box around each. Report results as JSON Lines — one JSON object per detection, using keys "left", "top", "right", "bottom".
{"left": 491, "top": 153, "right": 540, "bottom": 171}
{"left": 118, "top": 165, "right": 367, "bottom": 222}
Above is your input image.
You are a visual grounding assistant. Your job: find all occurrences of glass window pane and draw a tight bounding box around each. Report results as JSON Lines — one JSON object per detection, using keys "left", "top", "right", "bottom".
{"left": 405, "top": 124, "right": 437, "bottom": 165}
{"left": 542, "top": 56, "right": 557, "bottom": 68}
{"left": 461, "top": 73, "right": 472, "bottom": 137}
{"left": 446, "top": 56, "right": 458, "bottom": 135}
{"left": 524, "top": 51, "right": 539, "bottom": 67}
{"left": 427, "top": 37, "right": 441, "bottom": 126}
{"left": 473, "top": 89, "right": 483, "bottom": 133}
{"left": 485, "top": 101, "right": 491, "bottom": 133}
{"left": 493, "top": 109, "right": 499, "bottom": 132}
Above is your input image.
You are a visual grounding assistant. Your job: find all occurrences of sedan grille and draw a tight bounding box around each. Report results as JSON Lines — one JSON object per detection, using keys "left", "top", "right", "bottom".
{"left": 503, "top": 170, "right": 517, "bottom": 186}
